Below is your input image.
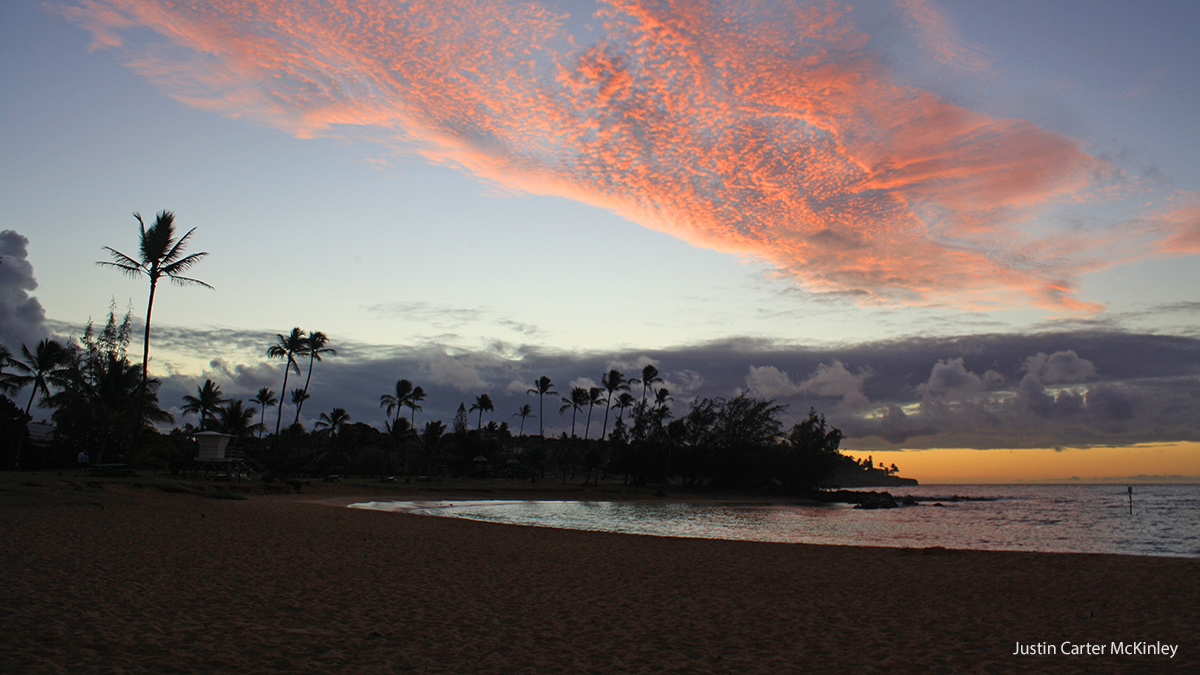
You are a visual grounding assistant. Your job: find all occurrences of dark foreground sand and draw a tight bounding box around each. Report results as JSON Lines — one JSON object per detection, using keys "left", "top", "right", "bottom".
{"left": 1, "top": 476, "right": 1196, "bottom": 674}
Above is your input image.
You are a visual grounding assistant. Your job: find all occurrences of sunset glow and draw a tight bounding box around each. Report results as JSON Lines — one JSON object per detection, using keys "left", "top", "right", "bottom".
{"left": 3, "top": 1, "right": 1198, "bottom": 484}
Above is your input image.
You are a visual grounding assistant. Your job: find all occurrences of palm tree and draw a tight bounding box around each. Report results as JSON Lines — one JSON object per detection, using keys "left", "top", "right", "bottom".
{"left": 218, "top": 399, "right": 263, "bottom": 438}
{"left": 559, "top": 386, "right": 589, "bottom": 439}
{"left": 266, "top": 328, "right": 307, "bottom": 435}
{"left": 180, "top": 379, "right": 228, "bottom": 430}
{"left": 380, "top": 379, "right": 414, "bottom": 430}
{"left": 289, "top": 388, "right": 310, "bottom": 428}
{"left": 294, "top": 330, "right": 335, "bottom": 425}
{"left": 599, "top": 369, "right": 628, "bottom": 440}
{"left": 0, "top": 344, "right": 18, "bottom": 395}
{"left": 584, "top": 386, "right": 605, "bottom": 440}
{"left": 469, "top": 393, "right": 494, "bottom": 430}
{"left": 407, "top": 386, "right": 426, "bottom": 426}
{"left": 611, "top": 391, "right": 636, "bottom": 425}
{"left": 9, "top": 339, "right": 71, "bottom": 415}
{"left": 629, "top": 364, "right": 663, "bottom": 408}
{"left": 97, "top": 211, "right": 211, "bottom": 422}
{"left": 513, "top": 403, "right": 535, "bottom": 437}
{"left": 653, "top": 387, "right": 673, "bottom": 421}
{"left": 314, "top": 407, "right": 351, "bottom": 441}
{"left": 251, "top": 387, "right": 277, "bottom": 438}
{"left": 527, "top": 376, "right": 557, "bottom": 437}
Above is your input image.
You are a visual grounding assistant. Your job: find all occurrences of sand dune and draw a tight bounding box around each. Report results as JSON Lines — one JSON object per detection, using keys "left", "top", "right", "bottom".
{"left": 2, "top": 477, "right": 1196, "bottom": 674}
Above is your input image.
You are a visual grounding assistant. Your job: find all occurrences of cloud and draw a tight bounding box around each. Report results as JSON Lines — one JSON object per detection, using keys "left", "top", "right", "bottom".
{"left": 60, "top": 0, "right": 1194, "bottom": 312}
{"left": 110, "top": 319, "right": 1200, "bottom": 447}
{"left": 0, "top": 231, "right": 50, "bottom": 351}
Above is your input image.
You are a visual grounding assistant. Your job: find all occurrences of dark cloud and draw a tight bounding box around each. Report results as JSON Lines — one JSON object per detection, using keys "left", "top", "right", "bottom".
{"left": 133, "top": 327, "right": 1200, "bottom": 450}
{"left": 0, "top": 231, "right": 49, "bottom": 351}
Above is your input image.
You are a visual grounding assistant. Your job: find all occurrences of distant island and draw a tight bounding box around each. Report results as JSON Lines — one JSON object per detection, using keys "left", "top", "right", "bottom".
{"left": 830, "top": 456, "right": 919, "bottom": 488}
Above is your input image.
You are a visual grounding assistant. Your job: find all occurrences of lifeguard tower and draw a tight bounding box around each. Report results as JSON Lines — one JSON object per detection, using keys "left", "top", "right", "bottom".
{"left": 190, "top": 431, "right": 251, "bottom": 482}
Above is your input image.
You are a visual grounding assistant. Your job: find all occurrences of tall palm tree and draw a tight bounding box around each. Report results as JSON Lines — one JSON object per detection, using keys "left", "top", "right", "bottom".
{"left": 629, "top": 364, "right": 663, "bottom": 408}
{"left": 97, "top": 211, "right": 211, "bottom": 421}
{"left": 599, "top": 369, "right": 628, "bottom": 440}
{"left": 407, "top": 386, "right": 426, "bottom": 426}
{"left": 513, "top": 403, "right": 535, "bottom": 437}
{"left": 294, "top": 330, "right": 334, "bottom": 425}
{"left": 380, "top": 379, "right": 414, "bottom": 430}
{"left": 584, "top": 386, "right": 605, "bottom": 440}
{"left": 251, "top": 387, "right": 277, "bottom": 438}
{"left": 9, "top": 339, "right": 71, "bottom": 415}
{"left": 559, "top": 386, "right": 589, "bottom": 439}
{"left": 180, "top": 379, "right": 228, "bottom": 430}
{"left": 289, "top": 388, "right": 310, "bottom": 428}
{"left": 527, "top": 376, "right": 557, "bottom": 437}
{"left": 653, "top": 387, "right": 673, "bottom": 421}
{"left": 469, "top": 393, "right": 494, "bottom": 430}
{"left": 266, "top": 328, "right": 307, "bottom": 435}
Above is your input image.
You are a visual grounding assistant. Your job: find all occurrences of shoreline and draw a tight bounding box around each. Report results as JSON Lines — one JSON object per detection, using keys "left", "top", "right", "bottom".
{"left": 3, "top": 474, "right": 1199, "bottom": 673}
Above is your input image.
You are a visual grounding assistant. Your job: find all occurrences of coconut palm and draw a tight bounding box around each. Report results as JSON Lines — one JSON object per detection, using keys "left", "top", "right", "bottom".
{"left": 314, "top": 407, "right": 351, "bottom": 441}
{"left": 469, "top": 393, "right": 494, "bottom": 430}
{"left": 559, "top": 386, "right": 589, "bottom": 439}
{"left": 266, "top": 328, "right": 307, "bottom": 435}
{"left": 599, "top": 369, "right": 628, "bottom": 440}
{"left": 8, "top": 339, "right": 71, "bottom": 415}
{"left": 629, "top": 364, "right": 663, "bottom": 408}
{"left": 0, "top": 344, "right": 18, "bottom": 395}
{"left": 526, "top": 376, "right": 557, "bottom": 437}
{"left": 294, "top": 330, "right": 335, "bottom": 425}
{"left": 251, "top": 387, "right": 277, "bottom": 438}
{"left": 584, "top": 386, "right": 605, "bottom": 440}
{"left": 180, "top": 379, "right": 228, "bottom": 430}
{"left": 513, "top": 403, "right": 535, "bottom": 437}
{"left": 653, "top": 387, "right": 673, "bottom": 421}
{"left": 611, "top": 391, "right": 636, "bottom": 425}
{"left": 407, "top": 386, "right": 426, "bottom": 426}
{"left": 289, "top": 388, "right": 310, "bottom": 428}
{"left": 380, "top": 379, "right": 414, "bottom": 430}
{"left": 97, "top": 211, "right": 211, "bottom": 418}
{"left": 218, "top": 399, "right": 262, "bottom": 438}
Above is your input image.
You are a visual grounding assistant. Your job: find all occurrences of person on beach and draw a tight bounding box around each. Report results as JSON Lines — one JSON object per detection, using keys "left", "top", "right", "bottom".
{"left": 77, "top": 451, "right": 89, "bottom": 474}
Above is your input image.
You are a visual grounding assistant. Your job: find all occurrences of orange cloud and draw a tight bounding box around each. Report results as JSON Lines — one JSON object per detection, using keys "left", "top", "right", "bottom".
{"left": 61, "top": 0, "right": 1181, "bottom": 311}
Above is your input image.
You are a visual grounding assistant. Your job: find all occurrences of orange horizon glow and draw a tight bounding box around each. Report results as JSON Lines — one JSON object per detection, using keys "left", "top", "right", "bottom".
{"left": 59, "top": 0, "right": 1200, "bottom": 312}
{"left": 843, "top": 442, "right": 1200, "bottom": 485}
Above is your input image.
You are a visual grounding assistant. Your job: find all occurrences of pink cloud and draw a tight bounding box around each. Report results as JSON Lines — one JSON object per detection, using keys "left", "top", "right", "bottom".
{"left": 60, "top": 0, "right": 1183, "bottom": 311}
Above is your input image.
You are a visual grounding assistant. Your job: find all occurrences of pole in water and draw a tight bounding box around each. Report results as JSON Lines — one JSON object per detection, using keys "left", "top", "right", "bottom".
{"left": 1127, "top": 486, "right": 1133, "bottom": 515}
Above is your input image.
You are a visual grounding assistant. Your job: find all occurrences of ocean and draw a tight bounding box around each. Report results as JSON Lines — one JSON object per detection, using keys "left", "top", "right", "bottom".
{"left": 350, "top": 484, "right": 1200, "bottom": 558}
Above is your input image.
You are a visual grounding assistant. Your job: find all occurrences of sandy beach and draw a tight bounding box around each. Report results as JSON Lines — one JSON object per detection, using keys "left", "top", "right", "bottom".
{"left": 2, "top": 475, "right": 1196, "bottom": 674}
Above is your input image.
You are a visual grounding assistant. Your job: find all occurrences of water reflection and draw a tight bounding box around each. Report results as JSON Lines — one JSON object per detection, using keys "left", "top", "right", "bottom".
{"left": 351, "top": 484, "right": 1200, "bottom": 558}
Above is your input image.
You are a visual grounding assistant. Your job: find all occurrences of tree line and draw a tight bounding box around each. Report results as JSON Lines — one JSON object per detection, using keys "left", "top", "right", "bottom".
{"left": 0, "top": 210, "right": 884, "bottom": 491}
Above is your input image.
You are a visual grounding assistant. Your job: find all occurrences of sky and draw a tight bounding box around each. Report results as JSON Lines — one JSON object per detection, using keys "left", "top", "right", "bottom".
{"left": 2, "top": 0, "right": 1198, "bottom": 483}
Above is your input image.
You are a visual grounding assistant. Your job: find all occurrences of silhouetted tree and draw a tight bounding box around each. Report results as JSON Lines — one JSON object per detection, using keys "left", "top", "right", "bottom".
{"left": 470, "top": 393, "right": 494, "bottom": 429}
{"left": 380, "top": 379, "right": 414, "bottom": 430}
{"left": 452, "top": 403, "right": 469, "bottom": 435}
{"left": 630, "top": 364, "right": 662, "bottom": 408}
{"left": 218, "top": 399, "right": 262, "bottom": 439}
{"left": 599, "top": 369, "right": 628, "bottom": 440}
{"left": 289, "top": 388, "right": 310, "bottom": 427}
{"left": 97, "top": 210, "right": 210, "bottom": 434}
{"left": 267, "top": 328, "right": 306, "bottom": 435}
{"left": 527, "top": 376, "right": 557, "bottom": 436}
{"left": 560, "top": 386, "right": 589, "bottom": 439}
{"left": 181, "top": 379, "right": 227, "bottom": 430}
{"left": 9, "top": 338, "right": 70, "bottom": 416}
{"left": 407, "top": 386, "right": 426, "bottom": 426}
{"left": 513, "top": 403, "right": 535, "bottom": 436}
{"left": 252, "top": 387, "right": 277, "bottom": 438}
{"left": 294, "top": 330, "right": 334, "bottom": 424}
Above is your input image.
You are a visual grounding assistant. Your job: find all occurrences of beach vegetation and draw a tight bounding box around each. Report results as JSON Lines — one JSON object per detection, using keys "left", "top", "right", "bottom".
{"left": 97, "top": 211, "right": 210, "bottom": 439}
{"left": 266, "top": 328, "right": 307, "bottom": 435}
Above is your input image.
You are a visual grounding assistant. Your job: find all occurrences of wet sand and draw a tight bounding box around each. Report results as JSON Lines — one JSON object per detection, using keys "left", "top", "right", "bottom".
{"left": 2, "top": 476, "right": 1197, "bottom": 674}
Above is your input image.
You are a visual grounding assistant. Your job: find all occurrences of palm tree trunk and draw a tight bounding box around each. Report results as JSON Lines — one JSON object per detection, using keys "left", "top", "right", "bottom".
{"left": 131, "top": 277, "right": 158, "bottom": 450}
{"left": 275, "top": 366, "right": 292, "bottom": 435}
{"left": 295, "top": 354, "right": 315, "bottom": 425}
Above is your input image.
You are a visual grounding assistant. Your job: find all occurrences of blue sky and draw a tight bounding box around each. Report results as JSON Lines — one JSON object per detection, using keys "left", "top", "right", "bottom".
{"left": 2, "top": 1, "right": 1198, "bottom": 481}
